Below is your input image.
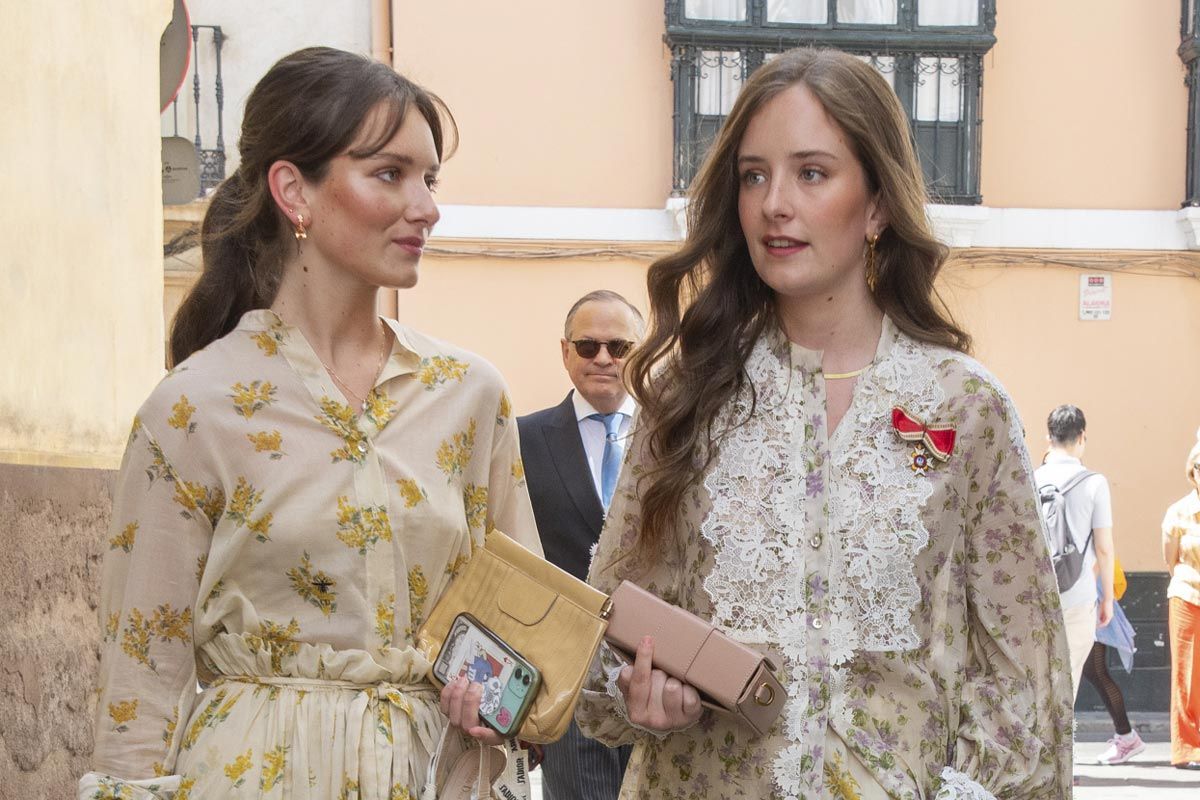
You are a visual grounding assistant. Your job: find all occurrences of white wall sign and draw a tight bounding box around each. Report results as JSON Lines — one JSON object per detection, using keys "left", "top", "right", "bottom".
{"left": 1079, "top": 274, "right": 1112, "bottom": 321}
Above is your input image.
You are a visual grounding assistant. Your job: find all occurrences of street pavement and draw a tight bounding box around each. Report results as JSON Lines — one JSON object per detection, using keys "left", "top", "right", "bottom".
{"left": 1074, "top": 712, "right": 1199, "bottom": 799}
{"left": 525, "top": 713, "right": 1199, "bottom": 799}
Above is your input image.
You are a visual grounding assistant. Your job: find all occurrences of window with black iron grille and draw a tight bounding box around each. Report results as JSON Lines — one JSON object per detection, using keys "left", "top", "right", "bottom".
{"left": 1181, "top": 0, "right": 1200, "bottom": 206}
{"left": 665, "top": 0, "right": 996, "bottom": 205}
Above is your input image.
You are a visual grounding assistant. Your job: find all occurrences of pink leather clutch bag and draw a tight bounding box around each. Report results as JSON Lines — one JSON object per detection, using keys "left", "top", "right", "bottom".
{"left": 604, "top": 580, "right": 785, "bottom": 737}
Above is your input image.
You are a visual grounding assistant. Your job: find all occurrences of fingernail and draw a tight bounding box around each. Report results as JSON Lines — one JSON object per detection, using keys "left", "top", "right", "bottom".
{"left": 641, "top": 636, "right": 652, "bottom": 648}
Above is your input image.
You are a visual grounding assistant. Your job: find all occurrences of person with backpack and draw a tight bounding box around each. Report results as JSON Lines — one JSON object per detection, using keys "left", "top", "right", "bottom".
{"left": 1035, "top": 404, "right": 1115, "bottom": 699}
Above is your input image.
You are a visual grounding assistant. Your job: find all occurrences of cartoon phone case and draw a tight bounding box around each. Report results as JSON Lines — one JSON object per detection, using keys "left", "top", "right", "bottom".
{"left": 432, "top": 613, "right": 541, "bottom": 736}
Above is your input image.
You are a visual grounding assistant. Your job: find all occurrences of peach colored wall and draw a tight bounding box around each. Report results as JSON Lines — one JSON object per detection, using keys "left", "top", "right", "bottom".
{"left": 394, "top": 246, "right": 656, "bottom": 411}
{"left": 940, "top": 257, "right": 1200, "bottom": 572}
{"left": 981, "top": 0, "right": 1187, "bottom": 209}
{"left": 392, "top": 0, "right": 674, "bottom": 209}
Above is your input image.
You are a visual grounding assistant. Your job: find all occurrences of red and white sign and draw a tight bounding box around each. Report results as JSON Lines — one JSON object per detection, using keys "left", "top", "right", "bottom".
{"left": 1079, "top": 274, "right": 1112, "bottom": 321}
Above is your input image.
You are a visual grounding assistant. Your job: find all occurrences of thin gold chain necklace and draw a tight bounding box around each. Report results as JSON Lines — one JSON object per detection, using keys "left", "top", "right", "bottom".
{"left": 322, "top": 325, "right": 390, "bottom": 408}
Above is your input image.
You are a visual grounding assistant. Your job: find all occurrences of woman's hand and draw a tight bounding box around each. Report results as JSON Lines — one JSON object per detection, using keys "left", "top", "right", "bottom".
{"left": 440, "top": 676, "right": 505, "bottom": 746}
{"left": 616, "top": 636, "right": 702, "bottom": 733}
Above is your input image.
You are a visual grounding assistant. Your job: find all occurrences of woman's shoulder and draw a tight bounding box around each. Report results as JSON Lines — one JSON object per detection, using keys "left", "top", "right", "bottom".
{"left": 134, "top": 328, "right": 259, "bottom": 434}
{"left": 897, "top": 335, "right": 1025, "bottom": 437}
{"left": 1165, "top": 491, "right": 1200, "bottom": 521}
{"left": 392, "top": 323, "right": 508, "bottom": 393}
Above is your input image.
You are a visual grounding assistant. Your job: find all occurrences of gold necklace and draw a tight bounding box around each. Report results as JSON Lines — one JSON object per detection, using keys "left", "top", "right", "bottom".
{"left": 320, "top": 324, "right": 390, "bottom": 408}
{"left": 823, "top": 364, "right": 871, "bottom": 380}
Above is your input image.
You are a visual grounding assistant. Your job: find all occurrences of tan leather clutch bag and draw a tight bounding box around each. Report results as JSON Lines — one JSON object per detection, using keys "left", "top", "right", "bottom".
{"left": 604, "top": 580, "right": 785, "bottom": 737}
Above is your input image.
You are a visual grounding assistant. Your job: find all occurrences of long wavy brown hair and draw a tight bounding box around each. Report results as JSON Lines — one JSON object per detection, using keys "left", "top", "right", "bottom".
{"left": 625, "top": 48, "right": 970, "bottom": 564}
{"left": 169, "top": 47, "right": 456, "bottom": 367}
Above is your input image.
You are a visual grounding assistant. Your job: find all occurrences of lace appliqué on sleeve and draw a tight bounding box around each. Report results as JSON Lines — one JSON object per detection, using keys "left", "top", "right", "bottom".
{"left": 935, "top": 767, "right": 998, "bottom": 800}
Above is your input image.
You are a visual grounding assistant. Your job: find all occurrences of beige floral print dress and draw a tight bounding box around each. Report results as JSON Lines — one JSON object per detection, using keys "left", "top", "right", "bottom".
{"left": 577, "top": 318, "right": 1074, "bottom": 800}
{"left": 79, "top": 310, "right": 541, "bottom": 800}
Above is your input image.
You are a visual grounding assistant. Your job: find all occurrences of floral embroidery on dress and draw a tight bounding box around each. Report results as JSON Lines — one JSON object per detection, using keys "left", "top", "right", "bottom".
{"left": 417, "top": 355, "right": 469, "bottom": 390}
{"left": 247, "top": 430, "right": 285, "bottom": 459}
{"left": 436, "top": 420, "right": 477, "bottom": 478}
{"left": 335, "top": 496, "right": 392, "bottom": 554}
{"left": 107, "top": 699, "right": 138, "bottom": 733}
{"left": 229, "top": 381, "right": 277, "bottom": 419}
{"left": 168, "top": 395, "right": 197, "bottom": 436}
{"left": 109, "top": 522, "right": 137, "bottom": 552}
{"left": 396, "top": 478, "right": 426, "bottom": 508}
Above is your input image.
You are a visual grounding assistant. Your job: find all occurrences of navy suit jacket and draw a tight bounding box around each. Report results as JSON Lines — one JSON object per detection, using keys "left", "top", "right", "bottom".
{"left": 517, "top": 392, "right": 604, "bottom": 582}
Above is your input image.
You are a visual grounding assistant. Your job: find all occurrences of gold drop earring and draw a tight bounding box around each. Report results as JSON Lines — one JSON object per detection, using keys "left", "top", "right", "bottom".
{"left": 865, "top": 233, "right": 880, "bottom": 292}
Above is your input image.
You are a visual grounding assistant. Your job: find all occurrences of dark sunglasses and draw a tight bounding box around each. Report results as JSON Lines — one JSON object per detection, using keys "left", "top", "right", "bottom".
{"left": 571, "top": 339, "right": 635, "bottom": 359}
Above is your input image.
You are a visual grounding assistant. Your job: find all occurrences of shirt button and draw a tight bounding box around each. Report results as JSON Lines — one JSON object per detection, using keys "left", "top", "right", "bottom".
{"left": 809, "top": 534, "right": 823, "bottom": 549}
{"left": 357, "top": 441, "right": 368, "bottom": 454}
{"left": 811, "top": 618, "right": 823, "bottom": 630}
{"left": 813, "top": 697, "right": 827, "bottom": 712}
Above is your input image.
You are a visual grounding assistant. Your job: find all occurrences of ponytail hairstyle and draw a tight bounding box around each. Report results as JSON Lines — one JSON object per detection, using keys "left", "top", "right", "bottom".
{"left": 625, "top": 47, "right": 969, "bottom": 563}
{"left": 169, "top": 47, "right": 456, "bottom": 366}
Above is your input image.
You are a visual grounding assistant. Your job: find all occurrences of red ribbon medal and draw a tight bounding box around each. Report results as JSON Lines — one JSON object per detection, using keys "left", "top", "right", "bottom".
{"left": 891, "top": 406, "right": 956, "bottom": 475}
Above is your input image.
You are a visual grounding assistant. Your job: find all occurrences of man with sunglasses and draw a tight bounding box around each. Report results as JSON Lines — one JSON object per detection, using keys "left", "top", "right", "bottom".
{"left": 518, "top": 289, "right": 643, "bottom": 800}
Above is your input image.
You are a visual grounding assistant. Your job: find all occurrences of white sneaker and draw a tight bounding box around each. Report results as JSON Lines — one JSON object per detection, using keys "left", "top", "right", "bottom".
{"left": 1095, "top": 731, "right": 1146, "bottom": 765}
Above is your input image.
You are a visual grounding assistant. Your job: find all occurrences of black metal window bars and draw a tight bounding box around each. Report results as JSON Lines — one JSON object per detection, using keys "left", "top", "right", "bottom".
{"left": 665, "top": 0, "right": 996, "bottom": 204}
{"left": 165, "top": 24, "right": 226, "bottom": 197}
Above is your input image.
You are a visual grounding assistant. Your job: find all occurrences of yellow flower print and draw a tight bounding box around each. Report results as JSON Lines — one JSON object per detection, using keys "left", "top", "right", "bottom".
{"left": 396, "top": 478, "right": 426, "bottom": 508}
{"left": 175, "top": 776, "right": 196, "bottom": 800}
{"left": 435, "top": 419, "right": 477, "bottom": 479}
{"left": 107, "top": 699, "right": 138, "bottom": 732}
{"left": 336, "top": 496, "right": 392, "bottom": 554}
{"left": 247, "top": 512, "right": 274, "bottom": 543}
{"left": 339, "top": 777, "right": 361, "bottom": 800}
{"left": 496, "top": 392, "right": 512, "bottom": 426}
{"left": 127, "top": 415, "right": 141, "bottom": 447}
{"left": 823, "top": 751, "right": 863, "bottom": 800}
{"left": 229, "top": 380, "right": 277, "bottom": 419}
{"left": 511, "top": 459, "right": 526, "bottom": 485}
{"left": 168, "top": 395, "right": 197, "bottom": 436}
{"left": 92, "top": 776, "right": 137, "bottom": 799}
{"left": 462, "top": 485, "right": 488, "bottom": 532}
{"left": 108, "top": 522, "right": 137, "bottom": 553}
{"left": 315, "top": 397, "right": 369, "bottom": 464}
{"left": 162, "top": 707, "right": 179, "bottom": 746}
{"left": 151, "top": 762, "right": 166, "bottom": 777}
{"left": 408, "top": 566, "right": 429, "bottom": 627}
{"left": 260, "top": 745, "right": 289, "bottom": 792}
{"left": 246, "top": 618, "right": 302, "bottom": 674}
{"left": 287, "top": 551, "right": 338, "bottom": 616}
{"left": 104, "top": 612, "right": 119, "bottom": 642}
{"left": 252, "top": 328, "right": 284, "bottom": 357}
{"left": 377, "top": 701, "right": 394, "bottom": 744}
{"left": 247, "top": 429, "right": 285, "bottom": 460}
{"left": 143, "top": 438, "right": 174, "bottom": 486}
{"left": 195, "top": 554, "right": 207, "bottom": 583}
{"left": 173, "top": 480, "right": 225, "bottom": 527}
{"left": 224, "top": 748, "right": 254, "bottom": 788}
{"left": 120, "top": 604, "right": 192, "bottom": 671}
{"left": 201, "top": 579, "right": 225, "bottom": 613}
{"left": 375, "top": 593, "right": 395, "bottom": 648}
{"left": 182, "top": 688, "right": 241, "bottom": 749}
{"left": 417, "top": 355, "right": 469, "bottom": 390}
{"left": 390, "top": 783, "right": 414, "bottom": 800}
{"left": 363, "top": 388, "right": 399, "bottom": 428}
{"left": 225, "top": 476, "right": 272, "bottom": 540}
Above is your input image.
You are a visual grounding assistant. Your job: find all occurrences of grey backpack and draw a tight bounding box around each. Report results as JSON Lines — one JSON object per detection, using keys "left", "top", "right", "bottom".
{"left": 1037, "top": 469, "right": 1096, "bottom": 592}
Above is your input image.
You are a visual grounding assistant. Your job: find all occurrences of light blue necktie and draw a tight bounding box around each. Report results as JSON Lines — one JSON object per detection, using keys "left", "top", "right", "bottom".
{"left": 589, "top": 412, "right": 624, "bottom": 510}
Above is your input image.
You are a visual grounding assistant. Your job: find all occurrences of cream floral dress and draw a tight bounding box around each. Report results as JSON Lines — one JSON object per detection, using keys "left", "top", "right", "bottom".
{"left": 577, "top": 318, "right": 1074, "bottom": 799}
{"left": 79, "top": 310, "right": 540, "bottom": 800}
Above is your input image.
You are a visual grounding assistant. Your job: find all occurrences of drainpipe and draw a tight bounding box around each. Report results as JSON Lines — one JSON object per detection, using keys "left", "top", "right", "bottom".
{"left": 371, "top": 0, "right": 400, "bottom": 320}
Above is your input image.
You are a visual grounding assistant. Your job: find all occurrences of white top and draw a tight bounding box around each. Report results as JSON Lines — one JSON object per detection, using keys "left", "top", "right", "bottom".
{"left": 571, "top": 391, "right": 636, "bottom": 499}
{"left": 1034, "top": 451, "right": 1113, "bottom": 609}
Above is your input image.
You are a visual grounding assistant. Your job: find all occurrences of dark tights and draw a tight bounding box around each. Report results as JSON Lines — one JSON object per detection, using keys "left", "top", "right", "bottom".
{"left": 1082, "top": 641, "right": 1132, "bottom": 735}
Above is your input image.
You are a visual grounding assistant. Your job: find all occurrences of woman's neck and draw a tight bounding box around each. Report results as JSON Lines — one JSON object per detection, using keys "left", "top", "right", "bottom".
{"left": 271, "top": 258, "right": 385, "bottom": 361}
{"left": 775, "top": 288, "right": 884, "bottom": 373}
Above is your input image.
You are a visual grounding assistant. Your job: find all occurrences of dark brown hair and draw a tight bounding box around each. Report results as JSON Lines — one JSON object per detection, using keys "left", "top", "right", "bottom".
{"left": 169, "top": 47, "right": 456, "bottom": 366}
{"left": 626, "top": 47, "right": 970, "bottom": 563}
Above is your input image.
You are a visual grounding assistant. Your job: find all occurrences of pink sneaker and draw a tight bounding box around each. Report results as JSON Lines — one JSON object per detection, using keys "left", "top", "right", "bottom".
{"left": 1095, "top": 732, "right": 1146, "bottom": 765}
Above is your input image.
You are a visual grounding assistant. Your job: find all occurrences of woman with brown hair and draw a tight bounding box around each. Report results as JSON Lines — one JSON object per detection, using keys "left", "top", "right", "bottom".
{"left": 1162, "top": 431, "right": 1200, "bottom": 769}
{"left": 576, "top": 48, "right": 1072, "bottom": 798}
{"left": 79, "top": 47, "right": 539, "bottom": 799}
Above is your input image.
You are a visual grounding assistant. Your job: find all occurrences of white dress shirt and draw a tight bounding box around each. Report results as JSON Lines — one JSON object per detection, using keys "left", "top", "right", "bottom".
{"left": 571, "top": 391, "right": 637, "bottom": 501}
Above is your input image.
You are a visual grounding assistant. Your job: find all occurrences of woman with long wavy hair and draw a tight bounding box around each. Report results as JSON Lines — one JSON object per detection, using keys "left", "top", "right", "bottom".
{"left": 79, "top": 47, "right": 539, "bottom": 799}
{"left": 576, "top": 48, "right": 1072, "bottom": 798}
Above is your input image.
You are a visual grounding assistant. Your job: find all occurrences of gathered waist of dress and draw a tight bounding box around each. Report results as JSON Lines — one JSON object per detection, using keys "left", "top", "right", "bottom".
{"left": 212, "top": 674, "right": 437, "bottom": 695}
{"left": 198, "top": 631, "right": 436, "bottom": 689}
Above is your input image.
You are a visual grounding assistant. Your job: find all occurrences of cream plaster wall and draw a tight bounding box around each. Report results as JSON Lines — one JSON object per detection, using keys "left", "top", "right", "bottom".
{"left": 980, "top": 0, "right": 1187, "bottom": 209}
{"left": 392, "top": 0, "right": 674, "bottom": 209}
{"left": 0, "top": 2, "right": 174, "bottom": 467}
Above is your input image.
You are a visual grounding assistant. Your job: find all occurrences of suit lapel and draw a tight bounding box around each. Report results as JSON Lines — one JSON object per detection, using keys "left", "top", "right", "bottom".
{"left": 542, "top": 394, "right": 604, "bottom": 538}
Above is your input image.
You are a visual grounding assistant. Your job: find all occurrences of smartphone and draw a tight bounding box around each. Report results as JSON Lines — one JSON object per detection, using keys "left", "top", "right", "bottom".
{"left": 432, "top": 613, "right": 541, "bottom": 736}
